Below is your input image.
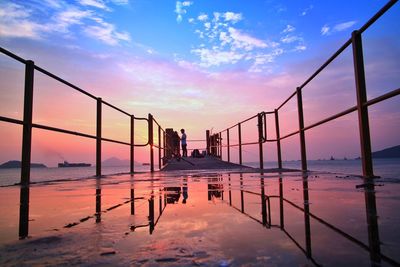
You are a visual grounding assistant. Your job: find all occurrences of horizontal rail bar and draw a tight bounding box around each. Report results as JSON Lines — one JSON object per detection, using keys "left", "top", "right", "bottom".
{"left": 0, "top": 116, "right": 23, "bottom": 125}
{"left": 365, "top": 87, "right": 400, "bottom": 107}
{"left": 133, "top": 116, "right": 148, "bottom": 121}
{"left": 101, "top": 100, "right": 131, "bottom": 117}
{"left": 34, "top": 66, "right": 98, "bottom": 100}
{"left": 299, "top": 39, "right": 352, "bottom": 91}
{"left": 303, "top": 106, "right": 358, "bottom": 132}
{"left": 0, "top": 47, "right": 26, "bottom": 63}
{"left": 32, "top": 123, "right": 97, "bottom": 139}
{"left": 152, "top": 117, "right": 164, "bottom": 131}
{"left": 101, "top": 137, "right": 130, "bottom": 146}
{"left": 187, "top": 139, "right": 206, "bottom": 142}
{"left": 280, "top": 130, "right": 299, "bottom": 141}
{"left": 358, "top": 0, "right": 398, "bottom": 34}
{"left": 31, "top": 123, "right": 149, "bottom": 147}
{"left": 277, "top": 91, "right": 297, "bottom": 110}
{"left": 224, "top": 113, "right": 260, "bottom": 131}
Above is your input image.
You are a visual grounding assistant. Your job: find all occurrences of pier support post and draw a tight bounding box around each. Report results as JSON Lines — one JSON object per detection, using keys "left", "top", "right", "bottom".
{"left": 275, "top": 109, "right": 283, "bottom": 169}
{"left": 158, "top": 126, "right": 161, "bottom": 170}
{"left": 258, "top": 113, "right": 264, "bottom": 170}
{"left": 227, "top": 129, "right": 230, "bottom": 162}
{"left": 238, "top": 123, "right": 242, "bottom": 165}
{"left": 130, "top": 115, "right": 135, "bottom": 174}
{"left": 148, "top": 114, "right": 154, "bottom": 172}
{"left": 352, "top": 31, "right": 374, "bottom": 178}
{"left": 96, "top": 98, "right": 102, "bottom": 177}
{"left": 206, "top": 130, "right": 210, "bottom": 155}
{"left": 296, "top": 87, "right": 307, "bottom": 172}
{"left": 19, "top": 60, "right": 34, "bottom": 239}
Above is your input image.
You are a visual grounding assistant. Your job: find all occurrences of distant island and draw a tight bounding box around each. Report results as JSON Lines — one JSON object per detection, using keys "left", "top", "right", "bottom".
{"left": 0, "top": 160, "right": 47, "bottom": 169}
{"left": 371, "top": 145, "right": 400, "bottom": 158}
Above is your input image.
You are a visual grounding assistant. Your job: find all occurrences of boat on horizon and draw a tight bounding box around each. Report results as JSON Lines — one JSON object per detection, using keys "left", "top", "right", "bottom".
{"left": 58, "top": 161, "right": 91, "bottom": 168}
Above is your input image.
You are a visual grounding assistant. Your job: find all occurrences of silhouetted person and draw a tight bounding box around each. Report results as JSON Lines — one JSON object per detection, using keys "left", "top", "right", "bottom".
{"left": 181, "top": 128, "right": 187, "bottom": 157}
{"left": 173, "top": 131, "right": 180, "bottom": 158}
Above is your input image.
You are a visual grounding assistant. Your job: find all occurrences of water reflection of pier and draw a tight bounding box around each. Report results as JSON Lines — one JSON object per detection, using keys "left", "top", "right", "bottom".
{"left": 209, "top": 174, "right": 399, "bottom": 266}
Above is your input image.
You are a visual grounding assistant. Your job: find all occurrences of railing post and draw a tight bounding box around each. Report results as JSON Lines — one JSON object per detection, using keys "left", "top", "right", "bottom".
{"left": 352, "top": 30, "right": 374, "bottom": 178}
{"left": 258, "top": 113, "right": 264, "bottom": 170}
{"left": 352, "top": 30, "right": 381, "bottom": 264}
{"left": 163, "top": 131, "right": 166, "bottom": 163}
{"left": 275, "top": 109, "right": 283, "bottom": 169}
{"left": 206, "top": 130, "right": 210, "bottom": 155}
{"left": 19, "top": 60, "right": 34, "bottom": 239}
{"left": 148, "top": 113, "right": 154, "bottom": 172}
{"left": 227, "top": 129, "right": 230, "bottom": 162}
{"left": 96, "top": 98, "right": 102, "bottom": 177}
{"left": 219, "top": 132, "right": 222, "bottom": 159}
{"left": 158, "top": 126, "right": 161, "bottom": 170}
{"left": 296, "top": 87, "right": 307, "bottom": 172}
{"left": 238, "top": 123, "right": 242, "bottom": 165}
{"left": 130, "top": 115, "right": 134, "bottom": 174}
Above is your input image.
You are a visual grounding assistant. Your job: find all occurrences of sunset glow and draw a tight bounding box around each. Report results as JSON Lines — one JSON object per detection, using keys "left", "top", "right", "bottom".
{"left": 0, "top": 0, "right": 399, "bottom": 166}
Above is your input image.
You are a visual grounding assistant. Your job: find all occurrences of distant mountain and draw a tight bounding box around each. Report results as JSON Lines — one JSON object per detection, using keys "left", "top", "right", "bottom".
{"left": 372, "top": 145, "right": 400, "bottom": 158}
{"left": 102, "top": 157, "right": 140, "bottom": 167}
{"left": 0, "top": 160, "right": 47, "bottom": 169}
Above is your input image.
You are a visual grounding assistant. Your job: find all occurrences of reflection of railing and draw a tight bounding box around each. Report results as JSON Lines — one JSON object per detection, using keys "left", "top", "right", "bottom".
{"left": 224, "top": 174, "right": 399, "bottom": 266}
{"left": 208, "top": 0, "right": 399, "bottom": 177}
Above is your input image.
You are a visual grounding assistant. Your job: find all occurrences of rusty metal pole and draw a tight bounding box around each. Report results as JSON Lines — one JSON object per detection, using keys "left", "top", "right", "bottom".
{"left": 219, "top": 132, "right": 222, "bottom": 159}
{"left": 238, "top": 123, "right": 242, "bottom": 165}
{"left": 19, "top": 60, "right": 34, "bottom": 239}
{"left": 296, "top": 87, "right": 307, "bottom": 172}
{"left": 352, "top": 31, "right": 374, "bottom": 178}
{"left": 206, "top": 130, "right": 210, "bottom": 155}
{"left": 352, "top": 30, "right": 380, "bottom": 264}
{"left": 227, "top": 129, "right": 230, "bottom": 162}
{"left": 96, "top": 98, "right": 102, "bottom": 177}
{"left": 130, "top": 115, "right": 134, "bottom": 174}
{"left": 258, "top": 113, "right": 264, "bottom": 170}
{"left": 275, "top": 109, "right": 283, "bottom": 169}
{"left": 158, "top": 126, "right": 161, "bottom": 170}
{"left": 148, "top": 114, "right": 154, "bottom": 172}
{"left": 163, "top": 131, "right": 166, "bottom": 165}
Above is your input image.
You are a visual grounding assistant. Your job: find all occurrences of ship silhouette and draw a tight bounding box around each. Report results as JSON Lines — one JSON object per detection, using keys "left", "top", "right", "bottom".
{"left": 58, "top": 161, "right": 91, "bottom": 168}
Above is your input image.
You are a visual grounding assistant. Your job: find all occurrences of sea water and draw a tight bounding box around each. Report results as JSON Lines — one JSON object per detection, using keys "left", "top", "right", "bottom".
{"left": 0, "top": 158, "right": 399, "bottom": 187}
{"left": 0, "top": 165, "right": 151, "bottom": 186}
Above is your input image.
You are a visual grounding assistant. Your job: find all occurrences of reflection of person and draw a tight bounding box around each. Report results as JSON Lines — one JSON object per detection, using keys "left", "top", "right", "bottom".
{"left": 180, "top": 129, "right": 187, "bottom": 157}
{"left": 173, "top": 131, "right": 180, "bottom": 157}
{"left": 182, "top": 178, "right": 188, "bottom": 204}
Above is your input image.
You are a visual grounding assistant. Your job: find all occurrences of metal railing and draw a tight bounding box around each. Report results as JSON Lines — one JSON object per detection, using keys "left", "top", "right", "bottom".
{"left": 208, "top": 0, "right": 399, "bottom": 178}
{"left": 0, "top": 47, "right": 172, "bottom": 177}
{"left": 0, "top": 47, "right": 173, "bottom": 238}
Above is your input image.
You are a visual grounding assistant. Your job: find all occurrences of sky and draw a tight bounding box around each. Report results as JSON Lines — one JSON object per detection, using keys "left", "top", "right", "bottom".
{"left": 0, "top": 0, "right": 399, "bottom": 166}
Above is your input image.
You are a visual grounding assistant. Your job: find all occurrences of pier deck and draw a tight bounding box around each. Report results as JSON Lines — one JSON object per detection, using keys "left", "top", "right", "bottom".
{"left": 161, "top": 156, "right": 297, "bottom": 173}
{"left": 161, "top": 156, "right": 252, "bottom": 171}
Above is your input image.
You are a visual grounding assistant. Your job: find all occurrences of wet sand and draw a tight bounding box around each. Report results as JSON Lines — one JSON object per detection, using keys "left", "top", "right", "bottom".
{"left": 0, "top": 170, "right": 399, "bottom": 266}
